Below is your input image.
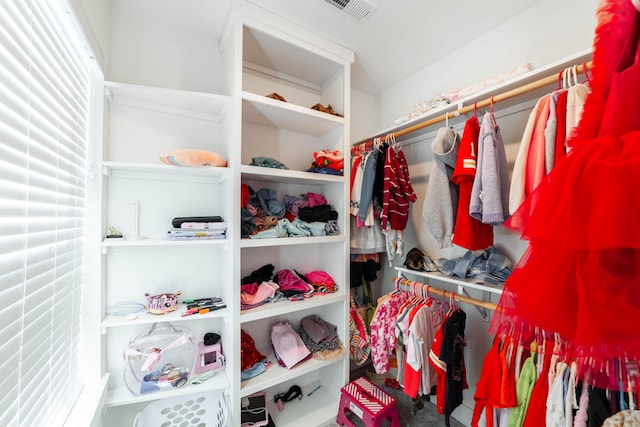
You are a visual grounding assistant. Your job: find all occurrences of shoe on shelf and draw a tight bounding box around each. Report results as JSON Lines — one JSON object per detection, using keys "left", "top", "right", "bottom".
{"left": 310, "top": 103, "right": 343, "bottom": 117}
{"left": 265, "top": 92, "right": 287, "bottom": 102}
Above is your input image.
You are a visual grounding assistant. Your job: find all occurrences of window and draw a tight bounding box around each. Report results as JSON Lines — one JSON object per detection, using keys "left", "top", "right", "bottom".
{"left": 0, "top": 1, "right": 93, "bottom": 425}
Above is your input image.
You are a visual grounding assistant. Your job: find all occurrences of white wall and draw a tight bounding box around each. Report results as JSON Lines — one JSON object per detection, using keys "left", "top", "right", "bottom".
{"left": 350, "top": 88, "right": 378, "bottom": 142}
{"left": 107, "top": 2, "right": 225, "bottom": 93}
{"left": 69, "top": 0, "right": 110, "bottom": 70}
{"left": 377, "top": 0, "right": 600, "bottom": 129}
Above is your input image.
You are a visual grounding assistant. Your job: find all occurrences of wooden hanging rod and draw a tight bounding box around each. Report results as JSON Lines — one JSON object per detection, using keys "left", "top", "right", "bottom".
{"left": 353, "top": 61, "right": 592, "bottom": 154}
{"left": 394, "top": 277, "right": 498, "bottom": 312}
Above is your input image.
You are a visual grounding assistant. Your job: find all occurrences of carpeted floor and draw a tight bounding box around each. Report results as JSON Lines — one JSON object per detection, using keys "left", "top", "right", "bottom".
{"left": 327, "top": 365, "right": 465, "bottom": 427}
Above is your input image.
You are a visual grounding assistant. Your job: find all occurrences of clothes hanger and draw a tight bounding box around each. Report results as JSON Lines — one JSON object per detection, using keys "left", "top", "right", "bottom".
{"left": 490, "top": 96, "right": 498, "bottom": 128}
{"left": 384, "top": 133, "right": 392, "bottom": 151}
{"left": 446, "top": 290, "right": 457, "bottom": 316}
{"left": 374, "top": 137, "right": 384, "bottom": 152}
{"left": 562, "top": 67, "right": 571, "bottom": 89}
{"left": 571, "top": 65, "right": 579, "bottom": 87}
{"left": 581, "top": 62, "right": 592, "bottom": 85}
{"left": 557, "top": 69, "right": 564, "bottom": 90}
{"left": 390, "top": 132, "right": 401, "bottom": 152}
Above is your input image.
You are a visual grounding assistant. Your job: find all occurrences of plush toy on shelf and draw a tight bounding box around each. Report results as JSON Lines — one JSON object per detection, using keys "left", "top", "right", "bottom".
{"left": 159, "top": 149, "right": 227, "bottom": 167}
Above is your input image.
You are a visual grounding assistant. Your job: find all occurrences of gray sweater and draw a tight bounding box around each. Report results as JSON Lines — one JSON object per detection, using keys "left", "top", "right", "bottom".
{"left": 469, "top": 112, "right": 510, "bottom": 225}
{"left": 423, "top": 127, "right": 460, "bottom": 248}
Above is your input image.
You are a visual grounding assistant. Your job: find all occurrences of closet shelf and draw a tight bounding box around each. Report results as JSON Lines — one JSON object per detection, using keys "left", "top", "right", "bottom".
{"left": 104, "top": 81, "right": 230, "bottom": 122}
{"left": 104, "top": 372, "right": 229, "bottom": 407}
{"left": 239, "top": 351, "right": 344, "bottom": 398}
{"left": 241, "top": 165, "right": 344, "bottom": 184}
{"left": 266, "top": 381, "right": 338, "bottom": 426}
{"left": 239, "top": 235, "right": 345, "bottom": 248}
{"left": 102, "top": 162, "right": 230, "bottom": 184}
{"left": 355, "top": 49, "right": 593, "bottom": 145}
{"left": 395, "top": 266, "right": 504, "bottom": 296}
{"left": 101, "top": 303, "right": 230, "bottom": 331}
{"left": 242, "top": 91, "right": 344, "bottom": 136}
{"left": 242, "top": 23, "right": 352, "bottom": 88}
{"left": 240, "top": 293, "right": 347, "bottom": 323}
{"left": 101, "top": 238, "right": 228, "bottom": 250}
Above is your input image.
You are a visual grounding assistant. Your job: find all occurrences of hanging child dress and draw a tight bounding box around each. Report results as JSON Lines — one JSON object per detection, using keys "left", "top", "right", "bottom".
{"left": 490, "top": 0, "right": 640, "bottom": 389}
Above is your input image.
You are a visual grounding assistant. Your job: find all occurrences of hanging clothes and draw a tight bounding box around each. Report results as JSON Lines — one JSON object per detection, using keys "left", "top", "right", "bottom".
{"left": 429, "top": 316, "right": 448, "bottom": 415}
{"left": 350, "top": 142, "right": 387, "bottom": 255}
{"left": 553, "top": 89, "right": 569, "bottom": 165}
{"left": 350, "top": 153, "right": 365, "bottom": 218}
{"left": 469, "top": 111, "right": 510, "bottom": 226}
{"left": 471, "top": 336, "right": 517, "bottom": 427}
{"left": 381, "top": 143, "right": 417, "bottom": 262}
{"left": 370, "top": 291, "right": 411, "bottom": 374}
{"left": 381, "top": 144, "right": 417, "bottom": 231}
{"left": 403, "top": 301, "right": 439, "bottom": 398}
{"left": 490, "top": 0, "right": 640, "bottom": 389}
{"left": 422, "top": 126, "right": 460, "bottom": 248}
{"left": 357, "top": 149, "right": 379, "bottom": 226}
{"left": 507, "top": 354, "right": 537, "bottom": 427}
{"left": 524, "top": 94, "right": 551, "bottom": 196}
{"left": 522, "top": 340, "right": 552, "bottom": 427}
{"left": 440, "top": 308, "right": 467, "bottom": 427}
{"left": 544, "top": 89, "right": 564, "bottom": 174}
{"left": 452, "top": 115, "right": 494, "bottom": 250}
{"left": 565, "top": 82, "right": 591, "bottom": 140}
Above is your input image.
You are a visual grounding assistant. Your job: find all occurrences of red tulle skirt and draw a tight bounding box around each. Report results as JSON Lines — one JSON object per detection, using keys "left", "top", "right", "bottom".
{"left": 490, "top": 2, "right": 640, "bottom": 388}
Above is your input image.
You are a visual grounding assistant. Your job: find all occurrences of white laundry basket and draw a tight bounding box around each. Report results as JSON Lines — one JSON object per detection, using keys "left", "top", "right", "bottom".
{"left": 133, "top": 389, "right": 228, "bottom": 427}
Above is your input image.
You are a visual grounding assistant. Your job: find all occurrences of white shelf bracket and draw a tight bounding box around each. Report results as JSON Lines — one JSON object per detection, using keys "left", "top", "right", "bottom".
{"left": 458, "top": 285, "right": 491, "bottom": 321}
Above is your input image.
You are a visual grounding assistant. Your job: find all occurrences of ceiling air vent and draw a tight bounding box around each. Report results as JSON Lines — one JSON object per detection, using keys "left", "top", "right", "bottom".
{"left": 324, "top": 0, "right": 377, "bottom": 21}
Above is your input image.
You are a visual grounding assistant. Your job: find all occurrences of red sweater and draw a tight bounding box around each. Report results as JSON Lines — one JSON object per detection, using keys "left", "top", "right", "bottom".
{"left": 381, "top": 147, "right": 416, "bottom": 230}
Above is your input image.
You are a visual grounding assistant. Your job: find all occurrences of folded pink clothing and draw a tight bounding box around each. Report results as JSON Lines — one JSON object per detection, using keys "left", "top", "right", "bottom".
{"left": 277, "top": 269, "right": 313, "bottom": 293}
{"left": 305, "top": 270, "right": 336, "bottom": 287}
{"left": 270, "top": 322, "right": 311, "bottom": 369}
{"left": 306, "top": 192, "right": 328, "bottom": 207}
{"left": 241, "top": 283, "right": 259, "bottom": 295}
{"left": 240, "top": 281, "right": 279, "bottom": 305}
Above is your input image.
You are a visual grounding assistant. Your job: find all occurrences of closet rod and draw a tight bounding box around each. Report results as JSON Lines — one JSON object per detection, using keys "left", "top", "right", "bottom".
{"left": 394, "top": 277, "right": 498, "bottom": 312}
{"left": 354, "top": 61, "right": 592, "bottom": 153}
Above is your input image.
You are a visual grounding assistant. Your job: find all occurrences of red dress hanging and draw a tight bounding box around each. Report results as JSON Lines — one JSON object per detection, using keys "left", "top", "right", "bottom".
{"left": 490, "top": 0, "right": 640, "bottom": 388}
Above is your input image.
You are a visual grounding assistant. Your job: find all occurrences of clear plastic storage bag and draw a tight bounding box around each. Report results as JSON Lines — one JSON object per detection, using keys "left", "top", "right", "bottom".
{"left": 123, "top": 322, "right": 198, "bottom": 396}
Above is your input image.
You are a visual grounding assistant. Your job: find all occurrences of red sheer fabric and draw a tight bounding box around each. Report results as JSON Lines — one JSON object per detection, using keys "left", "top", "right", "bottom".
{"left": 490, "top": 0, "right": 640, "bottom": 388}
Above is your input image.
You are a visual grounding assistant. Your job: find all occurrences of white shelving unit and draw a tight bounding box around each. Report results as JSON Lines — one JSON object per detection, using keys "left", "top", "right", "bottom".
{"left": 99, "top": 79, "right": 236, "bottom": 425}
{"left": 98, "top": 12, "right": 353, "bottom": 427}
{"left": 222, "top": 17, "right": 354, "bottom": 427}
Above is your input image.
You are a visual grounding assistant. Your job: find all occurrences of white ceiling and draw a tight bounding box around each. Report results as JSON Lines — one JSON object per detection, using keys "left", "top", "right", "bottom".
{"left": 116, "top": 0, "right": 544, "bottom": 95}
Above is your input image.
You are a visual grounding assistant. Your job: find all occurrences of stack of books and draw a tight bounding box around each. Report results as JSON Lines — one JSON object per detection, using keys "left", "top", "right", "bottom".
{"left": 167, "top": 216, "right": 227, "bottom": 240}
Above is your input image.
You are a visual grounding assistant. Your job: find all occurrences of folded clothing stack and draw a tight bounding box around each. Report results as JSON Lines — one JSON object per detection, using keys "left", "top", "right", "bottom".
{"left": 271, "top": 321, "right": 311, "bottom": 369}
{"left": 167, "top": 216, "right": 227, "bottom": 240}
{"left": 298, "top": 314, "right": 342, "bottom": 361}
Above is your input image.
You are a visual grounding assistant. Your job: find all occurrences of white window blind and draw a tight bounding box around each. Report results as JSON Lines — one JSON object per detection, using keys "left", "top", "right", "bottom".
{"left": 0, "top": 1, "right": 91, "bottom": 426}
